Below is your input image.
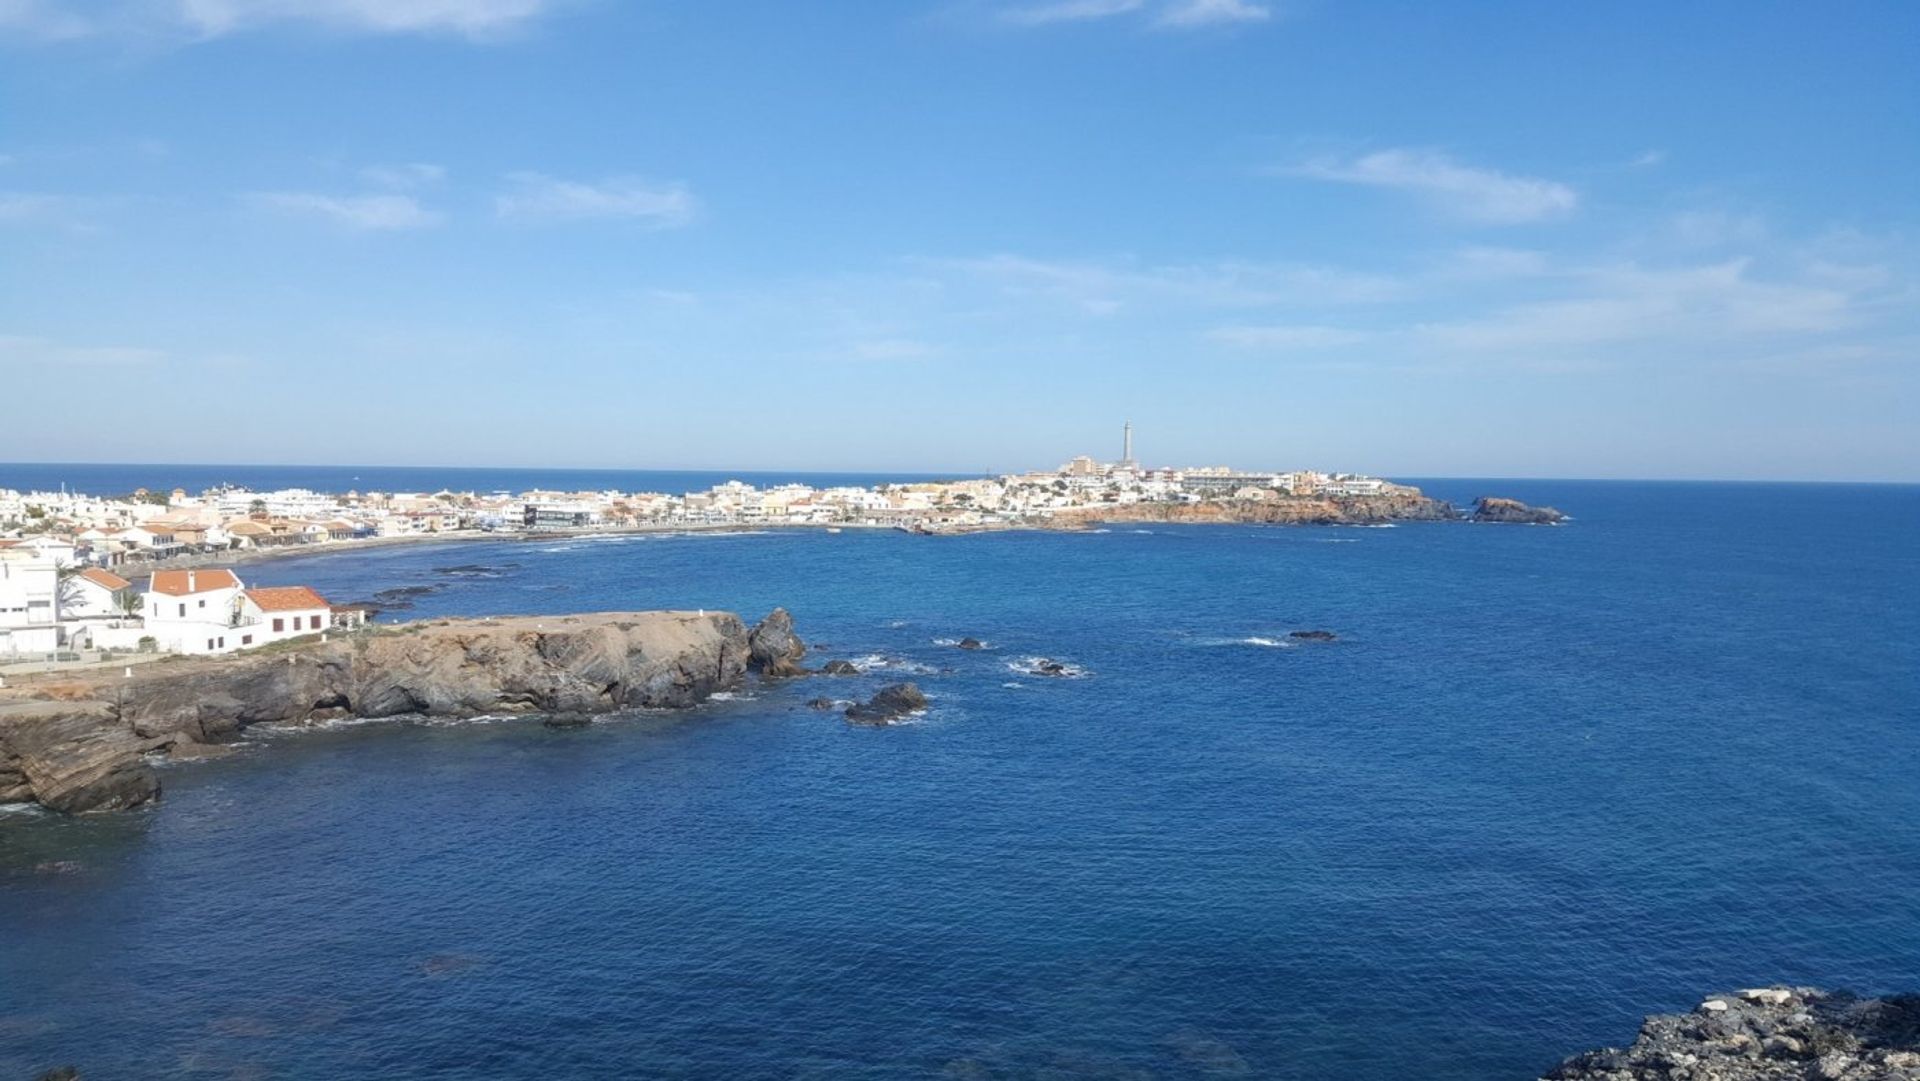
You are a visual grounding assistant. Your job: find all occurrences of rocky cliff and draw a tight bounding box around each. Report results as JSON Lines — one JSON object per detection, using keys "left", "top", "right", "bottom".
{"left": 1049, "top": 488, "right": 1459, "bottom": 528}
{"left": 0, "top": 610, "right": 785, "bottom": 815}
{"left": 1543, "top": 988, "right": 1920, "bottom": 1080}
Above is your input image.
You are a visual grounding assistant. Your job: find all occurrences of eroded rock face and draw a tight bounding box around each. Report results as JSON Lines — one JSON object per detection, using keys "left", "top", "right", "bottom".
{"left": 0, "top": 610, "right": 765, "bottom": 814}
{"left": 845, "top": 683, "right": 928, "bottom": 726}
{"left": 748, "top": 608, "right": 808, "bottom": 678}
{"left": 1472, "top": 496, "right": 1566, "bottom": 524}
{"left": 1542, "top": 988, "right": 1920, "bottom": 1080}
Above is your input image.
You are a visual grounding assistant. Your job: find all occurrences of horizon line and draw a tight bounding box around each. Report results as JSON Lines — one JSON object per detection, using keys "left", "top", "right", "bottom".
{"left": 0, "top": 459, "right": 1916, "bottom": 487}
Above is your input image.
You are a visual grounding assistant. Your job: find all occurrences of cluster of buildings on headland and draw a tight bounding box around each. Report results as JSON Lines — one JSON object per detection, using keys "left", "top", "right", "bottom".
{"left": 0, "top": 544, "right": 353, "bottom": 659}
{"left": 1, "top": 426, "right": 1411, "bottom": 657}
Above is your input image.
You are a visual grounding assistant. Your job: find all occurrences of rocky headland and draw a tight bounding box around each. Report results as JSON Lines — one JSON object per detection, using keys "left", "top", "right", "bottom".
{"left": 1544, "top": 987, "right": 1920, "bottom": 1080}
{"left": 1050, "top": 488, "right": 1459, "bottom": 528}
{"left": 0, "top": 609, "right": 802, "bottom": 814}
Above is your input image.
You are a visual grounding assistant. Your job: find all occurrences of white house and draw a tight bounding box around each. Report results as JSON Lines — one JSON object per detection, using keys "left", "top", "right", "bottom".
{"left": 0, "top": 544, "right": 61, "bottom": 655}
{"left": 143, "top": 568, "right": 246, "bottom": 655}
{"left": 236, "top": 586, "right": 333, "bottom": 648}
{"left": 65, "top": 567, "right": 135, "bottom": 618}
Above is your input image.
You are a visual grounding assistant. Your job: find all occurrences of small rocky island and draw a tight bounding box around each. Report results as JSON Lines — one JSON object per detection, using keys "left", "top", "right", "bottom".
{"left": 1543, "top": 987, "right": 1920, "bottom": 1080}
{"left": 0, "top": 609, "right": 807, "bottom": 814}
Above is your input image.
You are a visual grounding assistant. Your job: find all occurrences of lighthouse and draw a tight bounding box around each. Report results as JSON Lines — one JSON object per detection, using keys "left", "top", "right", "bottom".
{"left": 1121, "top": 421, "right": 1136, "bottom": 469}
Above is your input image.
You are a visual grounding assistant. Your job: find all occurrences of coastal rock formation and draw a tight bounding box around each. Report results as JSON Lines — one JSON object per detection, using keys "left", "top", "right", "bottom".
{"left": 1050, "top": 488, "right": 1458, "bottom": 528}
{"left": 845, "top": 683, "right": 928, "bottom": 726}
{"left": 820, "top": 659, "right": 861, "bottom": 676}
{"left": 1543, "top": 988, "right": 1920, "bottom": 1080}
{"left": 1473, "top": 496, "right": 1566, "bottom": 524}
{"left": 0, "top": 611, "right": 768, "bottom": 814}
{"left": 748, "top": 608, "right": 808, "bottom": 678}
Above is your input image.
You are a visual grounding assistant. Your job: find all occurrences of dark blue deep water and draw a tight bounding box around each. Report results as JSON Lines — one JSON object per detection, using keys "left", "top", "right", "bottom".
{"left": 4, "top": 480, "right": 1917, "bottom": 1080}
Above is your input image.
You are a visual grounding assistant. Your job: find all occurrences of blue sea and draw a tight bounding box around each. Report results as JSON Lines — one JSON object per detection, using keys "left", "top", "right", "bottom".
{"left": 3, "top": 480, "right": 1917, "bottom": 1080}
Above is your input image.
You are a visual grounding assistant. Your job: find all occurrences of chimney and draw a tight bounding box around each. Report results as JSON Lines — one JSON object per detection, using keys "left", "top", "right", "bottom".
{"left": 188, "top": 571, "right": 196, "bottom": 592}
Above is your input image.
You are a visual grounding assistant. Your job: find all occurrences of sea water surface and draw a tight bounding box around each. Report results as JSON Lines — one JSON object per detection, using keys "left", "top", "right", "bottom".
{"left": 3, "top": 480, "right": 1917, "bottom": 1080}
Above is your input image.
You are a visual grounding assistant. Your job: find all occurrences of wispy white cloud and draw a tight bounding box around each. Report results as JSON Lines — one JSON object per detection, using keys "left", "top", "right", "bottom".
{"left": 1281, "top": 149, "right": 1578, "bottom": 225}
{"left": 1156, "top": 0, "right": 1270, "bottom": 27}
{"left": 0, "top": 0, "right": 92, "bottom": 41}
{"left": 850, "top": 338, "right": 938, "bottom": 361}
{"left": 0, "top": 191, "right": 62, "bottom": 222}
{"left": 247, "top": 191, "right": 443, "bottom": 230}
{"left": 996, "top": 0, "right": 1269, "bottom": 30}
{"left": 359, "top": 162, "right": 446, "bottom": 189}
{"left": 494, "top": 173, "right": 697, "bottom": 227}
{"left": 1414, "top": 260, "right": 1854, "bottom": 352}
{"left": 933, "top": 253, "right": 1404, "bottom": 314}
{"left": 0, "top": 0, "right": 559, "bottom": 42}
{"left": 1209, "top": 324, "right": 1369, "bottom": 349}
{"left": 1000, "top": 0, "right": 1144, "bottom": 26}
{"left": 0, "top": 333, "right": 165, "bottom": 367}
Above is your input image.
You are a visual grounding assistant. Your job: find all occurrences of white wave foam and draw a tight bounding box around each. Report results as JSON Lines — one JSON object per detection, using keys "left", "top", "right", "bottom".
{"left": 0, "top": 801, "right": 46, "bottom": 817}
{"left": 1191, "top": 636, "right": 1298, "bottom": 649}
{"left": 1006, "top": 656, "right": 1089, "bottom": 679}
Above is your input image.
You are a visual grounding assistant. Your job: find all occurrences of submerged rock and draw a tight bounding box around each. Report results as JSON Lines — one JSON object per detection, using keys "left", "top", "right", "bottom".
{"left": 805, "top": 697, "right": 838, "bottom": 711}
{"left": 1288, "top": 630, "right": 1338, "bottom": 642}
{"left": 748, "top": 608, "right": 808, "bottom": 678}
{"left": 1542, "top": 987, "right": 1920, "bottom": 1080}
{"left": 819, "top": 659, "right": 860, "bottom": 676}
{"left": 845, "top": 683, "right": 928, "bottom": 726}
{"left": 542, "top": 712, "right": 592, "bottom": 729}
{"left": 956, "top": 637, "right": 985, "bottom": 650}
{"left": 1472, "top": 496, "right": 1566, "bottom": 524}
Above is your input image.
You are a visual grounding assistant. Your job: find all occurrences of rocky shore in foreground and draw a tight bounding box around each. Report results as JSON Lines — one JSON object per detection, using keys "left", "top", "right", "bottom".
{"left": 0, "top": 609, "right": 805, "bottom": 814}
{"left": 1544, "top": 987, "right": 1920, "bottom": 1080}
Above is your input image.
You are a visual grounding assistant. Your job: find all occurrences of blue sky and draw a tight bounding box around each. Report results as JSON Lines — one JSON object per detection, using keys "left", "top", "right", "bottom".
{"left": 1, "top": 1, "right": 1915, "bottom": 480}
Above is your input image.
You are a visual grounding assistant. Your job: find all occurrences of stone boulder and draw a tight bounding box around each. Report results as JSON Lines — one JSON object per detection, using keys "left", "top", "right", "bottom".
{"left": 820, "top": 659, "right": 860, "bottom": 676}
{"left": 748, "top": 608, "right": 808, "bottom": 678}
{"left": 1472, "top": 496, "right": 1565, "bottom": 524}
{"left": 845, "top": 683, "right": 928, "bottom": 726}
{"left": 1542, "top": 987, "right": 1920, "bottom": 1080}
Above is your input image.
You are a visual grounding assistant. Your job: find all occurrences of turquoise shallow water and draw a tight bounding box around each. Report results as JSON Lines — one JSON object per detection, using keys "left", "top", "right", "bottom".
{"left": 3, "top": 480, "right": 1917, "bottom": 1080}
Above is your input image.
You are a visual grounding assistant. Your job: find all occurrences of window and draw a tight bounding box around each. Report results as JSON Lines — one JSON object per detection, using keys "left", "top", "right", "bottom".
{"left": 272, "top": 618, "right": 284, "bottom": 632}
{"left": 198, "top": 599, "right": 206, "bottom": 608}
{"left": 315, "top": 614, "right": 327, "bottom": 629}
{"left": 178, "top": 603, "right": 186, "bottom": 617}
{"left": 293, "top": 616, "right": 303, "bottom": 631}
{"left": 242, "top": 635, "right": 252, "bottom": 646}
{"left": 206, "top": 639, "right": 214, "bottom": 650}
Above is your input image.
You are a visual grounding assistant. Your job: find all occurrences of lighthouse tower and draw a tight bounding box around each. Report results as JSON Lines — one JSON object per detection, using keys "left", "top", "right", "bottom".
{"left": 1120, "top": 421, "right": 1137, "bottom": 470}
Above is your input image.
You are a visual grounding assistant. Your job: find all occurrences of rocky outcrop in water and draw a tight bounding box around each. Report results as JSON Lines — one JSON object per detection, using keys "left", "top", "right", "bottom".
{"left": 0, "top": 611, "right": 771, "bottom": 814}
{"left": 748, "top": 607, "right": 808, "bottom": 677}
{"left": 1473, "top": 496, "right": 1566, "bottom": 524}
{"left": 845, "top": 683, "right": 928, "bottom": 726}
{"left": 1543, "top": 988, "right": 1920, "bottom": 1080}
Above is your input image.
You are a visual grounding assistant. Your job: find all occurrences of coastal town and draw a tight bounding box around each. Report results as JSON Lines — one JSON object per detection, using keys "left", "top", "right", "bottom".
{"left": 0, "top": 427, "right": 1456, "bottom": 660}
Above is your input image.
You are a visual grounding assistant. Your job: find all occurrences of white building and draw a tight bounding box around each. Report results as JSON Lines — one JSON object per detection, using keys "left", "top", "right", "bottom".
{"left": 235, "top": 586, "right": 333, "bottom": 648}
{"left": 143, "top": 568, "right": 246, "bottom": 655}
{"left": 65, "top": 568, "right": 134, "bottom": 619}
{"left": 0, "top": 544, "right": 61, "bottom": 655}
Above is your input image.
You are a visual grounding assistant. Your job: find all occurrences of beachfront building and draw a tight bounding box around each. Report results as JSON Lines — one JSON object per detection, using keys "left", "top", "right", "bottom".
{"left": 235, "top": 586, "right": 333, "bottom": 648}
{"left": 142, "top": 569, "right": 246, "bottom": 655}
